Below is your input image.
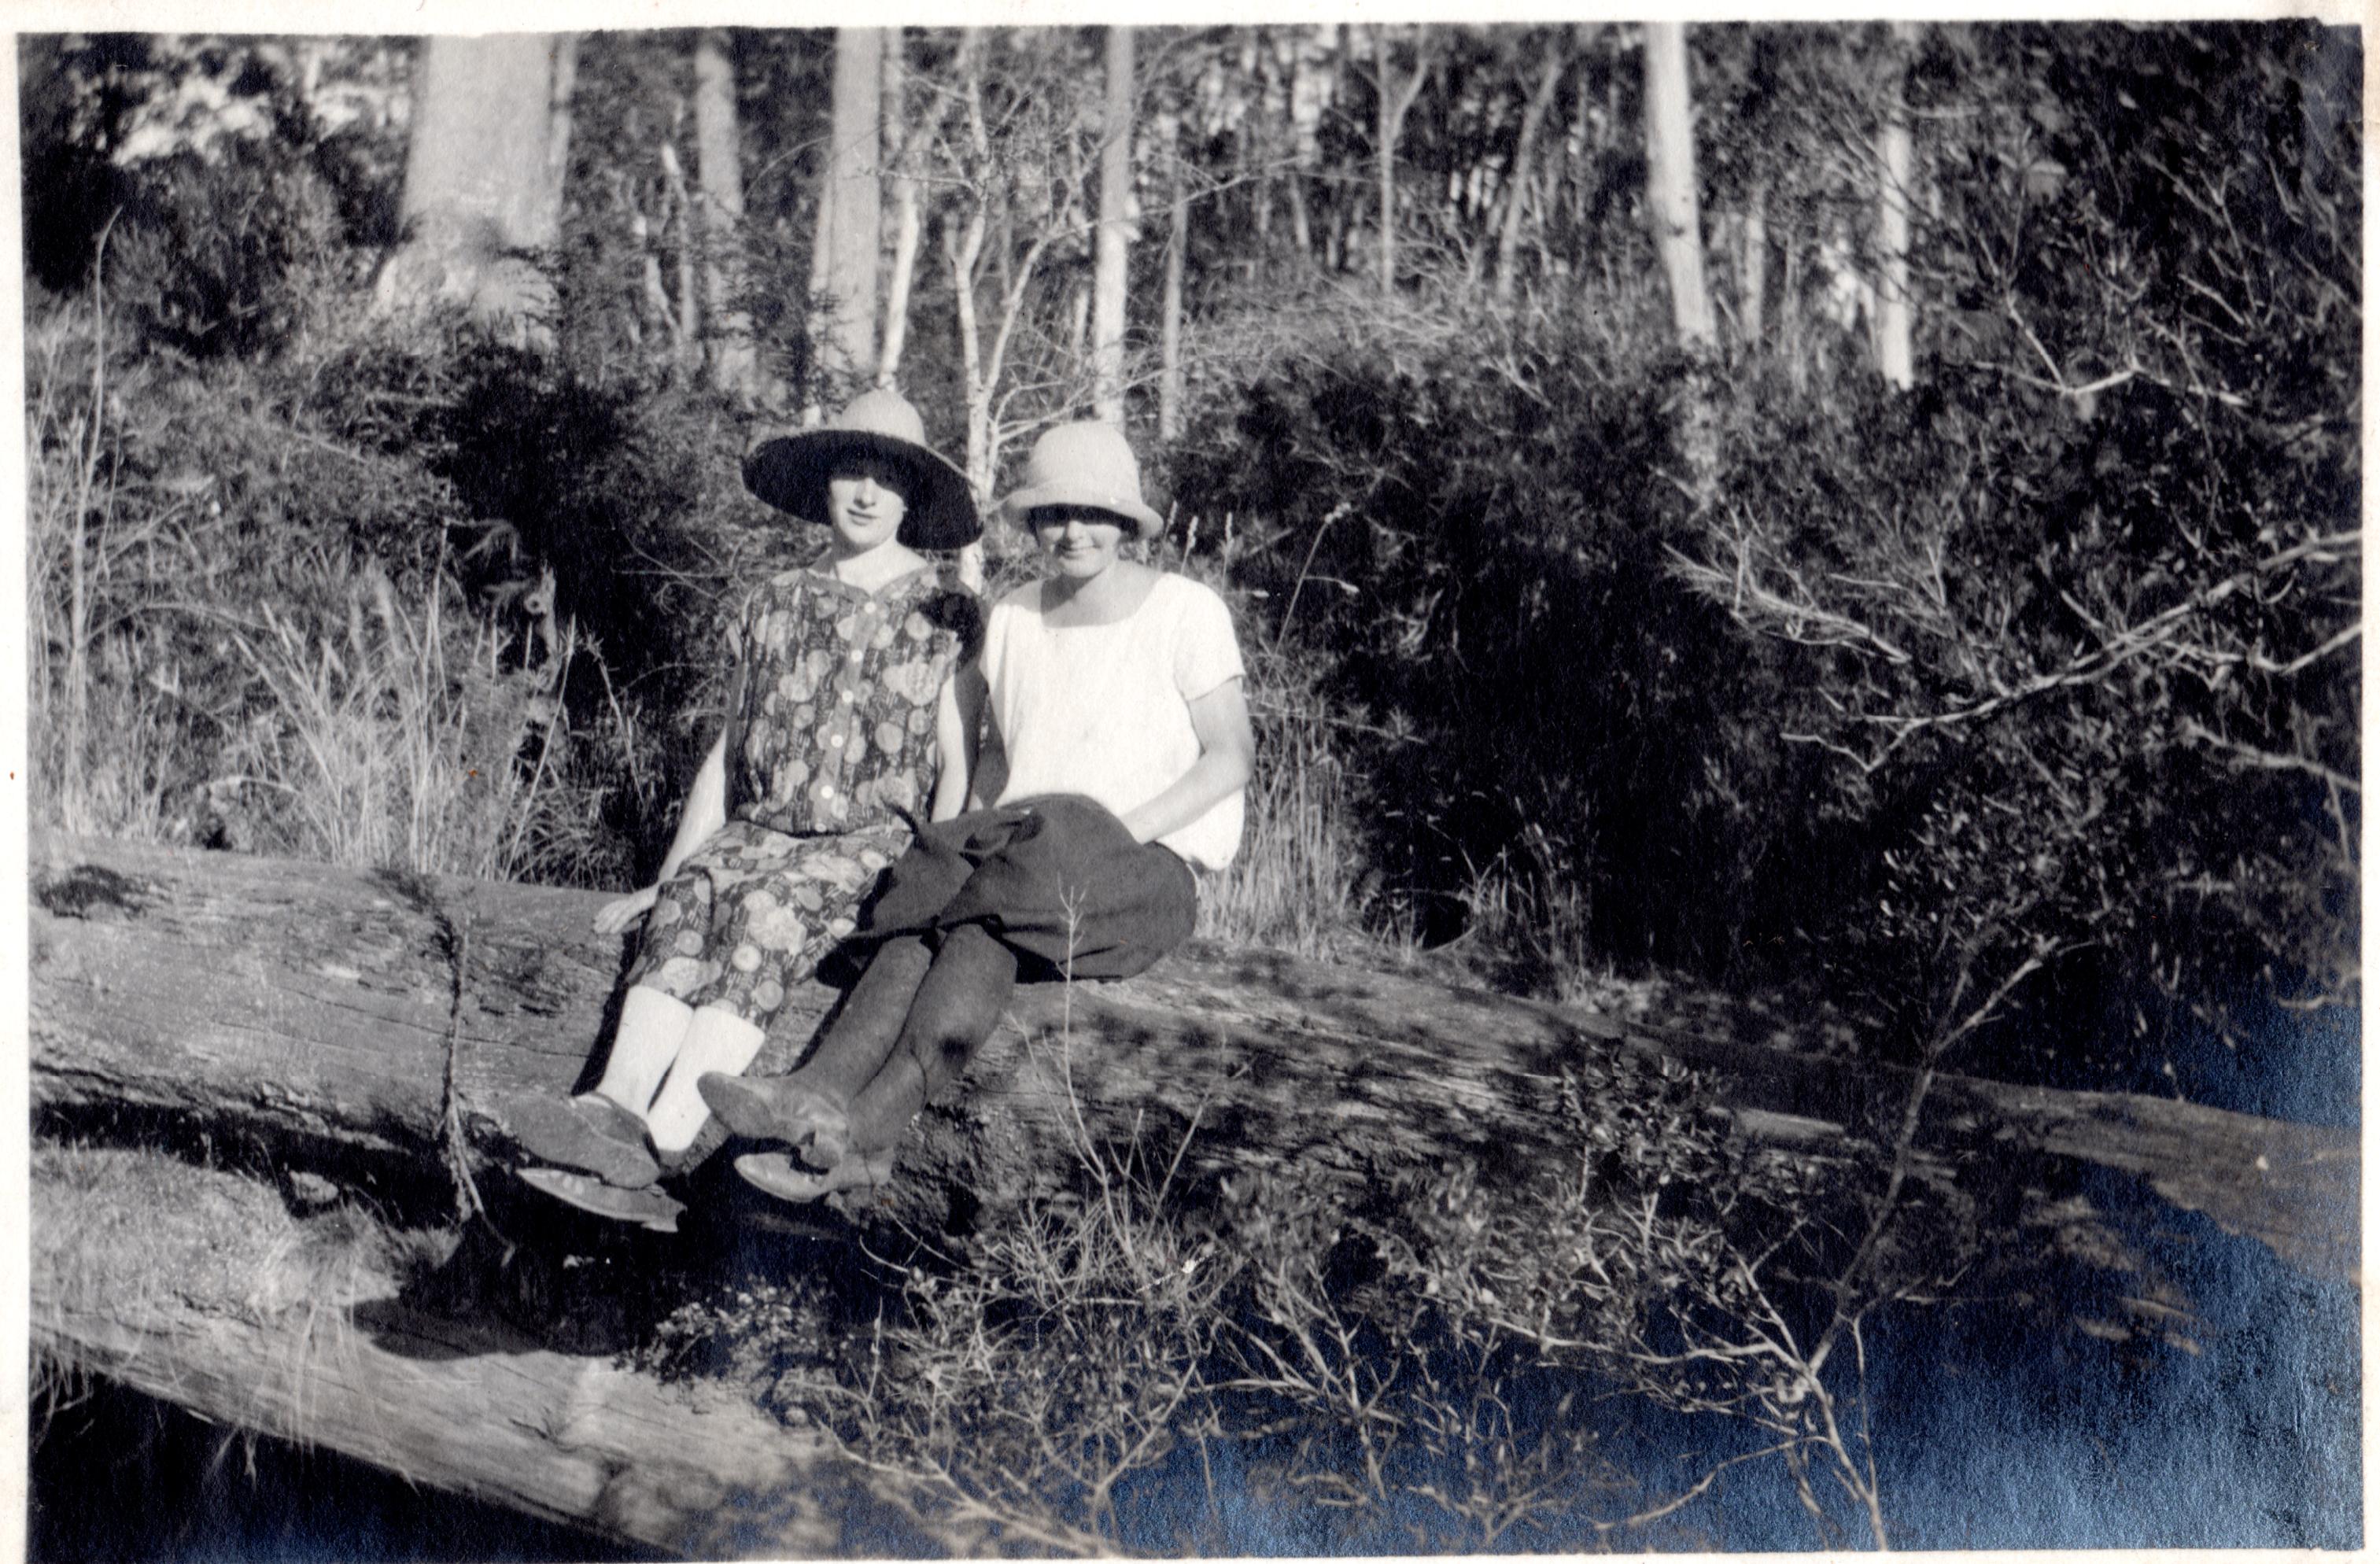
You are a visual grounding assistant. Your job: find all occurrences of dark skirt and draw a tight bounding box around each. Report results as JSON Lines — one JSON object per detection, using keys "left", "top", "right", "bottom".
{"left": 849, "top": 794, "right": 1197, "bottom": 982}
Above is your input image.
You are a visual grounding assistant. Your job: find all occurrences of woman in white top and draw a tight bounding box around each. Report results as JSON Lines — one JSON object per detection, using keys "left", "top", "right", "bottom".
{"left": 702, "top": 421, "right": 1255, "bottom": 1200}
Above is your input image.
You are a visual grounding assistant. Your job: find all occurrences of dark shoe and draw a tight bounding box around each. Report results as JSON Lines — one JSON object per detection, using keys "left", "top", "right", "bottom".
{"left": 698, "top": 1072, "right": 847, "bottom": 1149}
{"left": 518, "top": 1166, "right": 684, "bottom": 1231}
{"left": 503, "top": 1094, "right": 661, "bottom": 1190}
{"left": 733, "top": 1147, "right": 895, "bottom": 1206}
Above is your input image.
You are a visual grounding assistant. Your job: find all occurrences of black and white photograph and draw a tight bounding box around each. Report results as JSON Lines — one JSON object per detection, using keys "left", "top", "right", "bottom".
{"left": 19, "top": 9, "right": 2362, "bottom": 1558}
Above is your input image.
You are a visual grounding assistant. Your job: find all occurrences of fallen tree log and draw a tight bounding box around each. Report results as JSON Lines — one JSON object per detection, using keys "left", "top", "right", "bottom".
{"left": 31, "top": 1143, "right": 908, "bottom": 1559}
{"left": 31, "top": 832, "right": 2354, "bottom": 1281}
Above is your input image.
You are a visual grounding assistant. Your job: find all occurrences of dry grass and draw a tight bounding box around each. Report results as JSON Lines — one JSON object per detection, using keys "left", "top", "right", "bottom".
{"left": 25, "top": 292, "right": 636, "bottom": 885}
{"left": 221, "top": 558, "right": 570, "bottom": 879}
{"left": 30, "top": 1144, "right": 450, "bottom": 1451}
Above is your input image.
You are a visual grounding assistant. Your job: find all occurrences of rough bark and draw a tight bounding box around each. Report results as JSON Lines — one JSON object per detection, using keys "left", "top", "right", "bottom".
{"left": 1091, "top": 26, "right": 1135, "bottom": 424}
{"left": 376, "top": 34, "right": 578, "bottom": 338}
{"left": 29, "top": 834, "right": 2355, "bottom": 1283}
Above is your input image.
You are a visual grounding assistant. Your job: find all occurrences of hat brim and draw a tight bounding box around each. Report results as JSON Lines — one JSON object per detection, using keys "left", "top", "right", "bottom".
{"left": 998, "top": 480, "right": 1166, "bottom": 541}
{"left": 743, "top": 430, "right": 982, "bottom": 551}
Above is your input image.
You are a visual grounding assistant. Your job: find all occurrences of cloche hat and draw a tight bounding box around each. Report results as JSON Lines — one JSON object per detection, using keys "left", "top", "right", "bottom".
{"left": 742, "top": 389, "right": 980, "bottom": 551}
{"left": 997, "top": 421, "right": 1166, "bottom": 541}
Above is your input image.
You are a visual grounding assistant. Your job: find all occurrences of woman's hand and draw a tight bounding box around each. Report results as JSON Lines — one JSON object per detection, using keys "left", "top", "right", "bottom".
{"left": 593, "top": 885, "right": 659, "bottom": 935}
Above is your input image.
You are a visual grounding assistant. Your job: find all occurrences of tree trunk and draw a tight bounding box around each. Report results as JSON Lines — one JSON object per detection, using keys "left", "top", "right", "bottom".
{"left": 1741, "top": 179, "right": 1768, "bottom": 344}
{"left": 1639, "top": 22, "right": 1720, "bottom": 509}
{"left": 1372, "top": 24, "right": 1432, "bottom": 298}
{"left": 658, "top": 133, "right": 702, "bottom": 374}
{"left": 1640, "top": 22, "right": 1714, "bottom": 350}
{"left": 376, "top": 34, "right": 578, "bottom": 341}
{"left": 1493, "top": 35, "right": 1570, "bottom": 307}
{"left": 1158, "top": 121, "right": 1188, "bottom": 442}
{"left": 877, "top": 28, "right": 923, "bottom": 389}
{"left": 941, "top": 30, "right": 1057, "bottom": 525}
{"left": 692, "top": 28, "right": 758, "bottom": 400}
{"left": 29, "top": 834, "right": 2355, "bottom": 1283}
{"left": 1091, "top": 26, "right": 1135, "bottom": 424}
{"left": 34, "top": 1149, "right": 880, "bottom": 1558}
{"left": 809, "top": 27, "right": 884, "bottom": 395}
{"left": 1286, "top": 32, "right": 1320, "bottom": 259}
{"left": 1874, "top": 21, "right": 1918, "bottom": 390}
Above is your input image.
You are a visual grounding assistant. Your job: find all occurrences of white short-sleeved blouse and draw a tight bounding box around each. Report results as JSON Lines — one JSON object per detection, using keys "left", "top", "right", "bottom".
{"left": 980, "top": 572, "right": 1247, "bottom": 870}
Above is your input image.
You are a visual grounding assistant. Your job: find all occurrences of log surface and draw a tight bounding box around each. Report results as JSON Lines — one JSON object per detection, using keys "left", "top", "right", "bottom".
{"left": 31, "top": 1145, "right": 870, "bottom": 1560}
{"left": 31, "top": 832, "right": 2354, "bottom": 1280}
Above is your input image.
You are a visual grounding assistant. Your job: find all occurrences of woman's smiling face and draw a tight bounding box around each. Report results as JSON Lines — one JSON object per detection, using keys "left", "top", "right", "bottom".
{"left": 1028, "top": 505, "right": 1128, "bottom": 580}
{"left": 825, "top": 456, "right": 913, "bottom": 554}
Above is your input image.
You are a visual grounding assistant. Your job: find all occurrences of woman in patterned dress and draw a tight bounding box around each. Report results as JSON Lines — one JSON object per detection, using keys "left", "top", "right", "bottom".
{"left": 510, "top": 390, "right": 983, "bottom": 1227}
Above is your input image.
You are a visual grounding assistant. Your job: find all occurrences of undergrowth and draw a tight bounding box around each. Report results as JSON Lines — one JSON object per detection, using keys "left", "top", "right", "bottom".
{"left": 628, "top": 1032, "right": 1958, "bottom": 1552}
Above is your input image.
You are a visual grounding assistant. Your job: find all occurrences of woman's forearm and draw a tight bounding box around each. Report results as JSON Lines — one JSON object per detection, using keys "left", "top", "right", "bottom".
{"left": 1118, "top": 748, "right": 1253, "bottom": 846}
{"left": 654, "top": 730, "right": 731, "bottom": 883}
{"left": 1119, "top": 675, "right": 1256, "bottom": 845}
{"left": 930, "top": 664, "right": 986, "bottom": 822}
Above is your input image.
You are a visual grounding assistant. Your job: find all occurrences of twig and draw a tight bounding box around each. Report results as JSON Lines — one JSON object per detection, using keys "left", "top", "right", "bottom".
{"left": 2177, "top": 717, "right": 2360, "bottom": 795}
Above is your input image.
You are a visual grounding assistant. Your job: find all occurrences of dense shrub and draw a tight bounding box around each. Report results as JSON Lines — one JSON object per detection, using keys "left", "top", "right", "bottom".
{"left": 1172, "top": 24, "right": 2356, "bottom": 1096}
{"left": 1172, "top": 308, "right": 1817, "bottom": 979}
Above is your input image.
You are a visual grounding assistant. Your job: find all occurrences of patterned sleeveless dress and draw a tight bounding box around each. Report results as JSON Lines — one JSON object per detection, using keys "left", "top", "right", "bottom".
{"left": 622, "top": 561, "right": 980, "bottom": 1025}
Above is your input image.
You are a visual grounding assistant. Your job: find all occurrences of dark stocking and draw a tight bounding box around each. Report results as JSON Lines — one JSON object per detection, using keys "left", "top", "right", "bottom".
{"left": 831, "top": 923, "right": 1017, "bottom": 1163}
{"left": 791, "top": 934, "right": 935, "bottom": 1103}
{"left": 696, "top": 935, "right": 932, "bottom": 1148}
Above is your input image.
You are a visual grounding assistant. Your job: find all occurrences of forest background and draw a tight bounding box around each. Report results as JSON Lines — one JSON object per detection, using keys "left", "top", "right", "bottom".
{"left": 19, "top": 17, "right": 2363, "bottom": 1553}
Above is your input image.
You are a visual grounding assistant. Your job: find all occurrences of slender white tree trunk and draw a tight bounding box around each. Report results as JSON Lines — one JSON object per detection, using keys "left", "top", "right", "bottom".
{"left": 1091, "top": 26, "right": 1135, "bottom": 425}
{"left": 1741, "top": 179, "right": 1768, "bottom": 345}
{"left": 1287, "top": 33, "right": 1321, "bottom": 260}
{"left": 1158, "top": 119, "right": 1187, "bottom": 442}
{"left": 657, "top": 134, "right": 700, "bottom": 373}
{"left": 1640, "top": 22, "right": 1714, "bottom": 349}
{"left": 1640, "top": 23, "right": 1718, "bottom": 509}
{"left": 1874, "top": 21, "right": 1917, "bottom": 390}
{"left": 1373, "top": 24, "right": 1431, "bottom": 299}
{"left": 1493, "top": 36, "right": 1569, "bottom": 307}
{"left": 878, "top": 30, "right": 921, "bottom": 388}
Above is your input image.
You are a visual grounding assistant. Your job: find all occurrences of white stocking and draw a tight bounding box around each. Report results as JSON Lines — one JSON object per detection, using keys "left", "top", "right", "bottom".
{"left": 645, "top": 1005, "right": 767, "bottom": 1153}
{"left": 589, "top": 987, "right": 696, "bottom": 1119}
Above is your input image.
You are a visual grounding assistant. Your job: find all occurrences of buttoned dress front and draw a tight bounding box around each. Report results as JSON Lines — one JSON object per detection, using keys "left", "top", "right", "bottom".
{"left": 622, "top": 563, "right": 979, "bottom": 1026}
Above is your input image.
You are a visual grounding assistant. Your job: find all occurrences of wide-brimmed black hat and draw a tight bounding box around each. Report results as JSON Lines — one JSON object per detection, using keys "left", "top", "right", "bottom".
{"left": 742, "top": 389, "right": 980, "bottom": 551}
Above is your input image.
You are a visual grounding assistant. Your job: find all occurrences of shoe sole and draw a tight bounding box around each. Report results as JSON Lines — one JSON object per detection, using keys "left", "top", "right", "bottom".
{"left": 518, "top": 1166, "right": 684, "bottom": 1230}
{"left": 504, "top": 1096, "right": 662, "bottom": 1189}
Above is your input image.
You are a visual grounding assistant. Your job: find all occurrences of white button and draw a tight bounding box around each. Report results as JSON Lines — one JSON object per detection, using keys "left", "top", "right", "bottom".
{"left": 830, "top": 735, "right": 843, "bottom": 747}
{"left": 839, "top": 689, "right": 855, "bottom": 703}
{"left": 820, "top": 784, "right": 834, "bottom": 798}
{"left": 849, "top": 650, "right": 864, "bottom": 662}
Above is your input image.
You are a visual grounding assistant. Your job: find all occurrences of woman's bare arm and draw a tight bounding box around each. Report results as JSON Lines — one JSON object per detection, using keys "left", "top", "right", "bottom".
{"left": 1116, "top": 677, "right": 1256, "bottom": 847}
{"left": 930, "top": 662, "right": 987, "bottom": 821}
{"left": 594, "top": 729, "right": 730, "bottom": 933}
